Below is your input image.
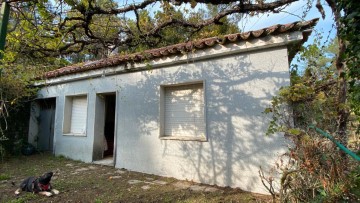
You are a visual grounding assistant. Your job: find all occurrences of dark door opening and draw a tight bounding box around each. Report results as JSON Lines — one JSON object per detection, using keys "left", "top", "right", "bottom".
{"left": 37, "top": 98, "right": 56, "bottom": 152}
{"left": 103, "top": 94, "right": 116, "bottom": 157}
{"left": 93, "top": 93, "right": 116, "bottom": 165}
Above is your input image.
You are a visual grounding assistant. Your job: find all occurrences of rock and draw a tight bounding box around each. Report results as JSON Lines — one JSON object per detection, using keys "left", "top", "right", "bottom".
{"left": 152, "top": 180, "right": 167, "bottom": 185}
{"left": 173, "top": 181, "right": 192, "bottom": 190}
{"left": 141, "top": 185, "right": 151, "bottom": 190}
{"left": 109, "top": 176, "right": 121, "bottom": 179}
{"left": 75, "top": 168, "right": 89, "bottom": 172}
{"left": 128, "top": 180, "right": 142, "bottom": 184}
{"left": 115, "top": 170, "right": 126, "bottom": 174}
{"left": 204, "top": 187, "right": 219, "bottom": 192}
{"left": 189, "top": 185, "right": 206, "bottom": 192}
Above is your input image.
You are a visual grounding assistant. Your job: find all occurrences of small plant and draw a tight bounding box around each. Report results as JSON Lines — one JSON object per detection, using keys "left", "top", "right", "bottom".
{"left": 55, "top": 154, "right": 66, "bottom": 160}
{"left": 0, "top": 173, "right": 11, "bottom": 181}
{"left": 8, "top": 193, "right": 37, "bottom": 203}
{"left": 94, "top": 199, "right": 103, "bottom": 203}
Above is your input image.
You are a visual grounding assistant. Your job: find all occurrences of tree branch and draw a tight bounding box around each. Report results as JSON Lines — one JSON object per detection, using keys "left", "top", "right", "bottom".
{"left": 6, "top": 0, "right": 300, "bottom": 57}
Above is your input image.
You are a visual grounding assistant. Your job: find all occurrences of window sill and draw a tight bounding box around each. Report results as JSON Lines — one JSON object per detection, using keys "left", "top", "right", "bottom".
{"left": 63, "top": 133, "right": 86, "bottom": 137}
{"left": 160, "top": 136, "right": 207, "bottom": 142}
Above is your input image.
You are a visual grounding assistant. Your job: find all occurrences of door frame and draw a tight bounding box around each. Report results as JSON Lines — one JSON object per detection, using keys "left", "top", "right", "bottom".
{"left": 93, "top": 92, "right": 117, "bottom": 165}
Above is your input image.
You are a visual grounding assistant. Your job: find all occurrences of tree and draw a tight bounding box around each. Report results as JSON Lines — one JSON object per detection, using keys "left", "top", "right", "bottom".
{"left": 264, "top": 36, "right": 360, "bottom": 202}
{"left": 262, "top": 0, "right": 360, "bottom": 201}
{"left": 2, "top": 0, "right": 296, "bottom": 58}
{"left": 338, "top": 0, "right": 360, "bottom": 133}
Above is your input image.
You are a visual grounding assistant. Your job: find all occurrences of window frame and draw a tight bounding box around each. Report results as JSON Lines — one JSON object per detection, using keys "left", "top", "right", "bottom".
{"left": 159, "top": 80, "right": 207, "bottom": 142}
{"left": 63, "top": 94, "right": 88, "bottom": 136}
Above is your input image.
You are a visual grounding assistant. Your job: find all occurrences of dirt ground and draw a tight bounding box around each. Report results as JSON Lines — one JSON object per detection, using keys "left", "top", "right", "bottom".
{"left": 0, "top": 153, "right": 272, "bottom": 203}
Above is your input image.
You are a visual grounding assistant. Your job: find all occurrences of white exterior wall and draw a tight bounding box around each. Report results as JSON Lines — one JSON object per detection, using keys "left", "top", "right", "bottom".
{"left": 32, "top": 37, "right": 294, "bottom": 193}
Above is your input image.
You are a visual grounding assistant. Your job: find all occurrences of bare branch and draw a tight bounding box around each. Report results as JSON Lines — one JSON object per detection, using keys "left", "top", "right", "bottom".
{"left": 6, "top": 0, "right": 300, "bottom": 57}
{"left": 133, "top": 7, "right": 142, "bottom": 34}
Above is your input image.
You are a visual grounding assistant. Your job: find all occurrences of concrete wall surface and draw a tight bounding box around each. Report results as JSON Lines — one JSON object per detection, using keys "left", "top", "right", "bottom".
{"left": 32, "top": 44, "right": 291, "bottom": 194}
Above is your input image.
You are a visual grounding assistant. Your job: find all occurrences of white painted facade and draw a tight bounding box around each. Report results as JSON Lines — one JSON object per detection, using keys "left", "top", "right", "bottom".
{"left": 28, "top": 32, "right": 304, "bottom": 194}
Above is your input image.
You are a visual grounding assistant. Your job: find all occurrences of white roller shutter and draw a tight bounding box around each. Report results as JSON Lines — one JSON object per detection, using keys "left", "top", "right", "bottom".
{"left": 164, "top": 83, "right": 205, "bottom": 138}
{"left": 70, "top": 96, "right": 87, "bottom": 134}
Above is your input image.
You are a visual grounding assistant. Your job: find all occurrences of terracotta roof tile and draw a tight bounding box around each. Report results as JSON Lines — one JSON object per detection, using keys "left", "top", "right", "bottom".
{"left": 239, "top": 32, "right": 251, "bottom": 40}
{"left": 227, "top": 34, "right": 238, "bottom": 42}
{"left": 43, "top": 18, "right": 319, "bottom": 79}
{"left": 265, "top": 25, "right": 279, "bottom": 35}
{"left": 251, "top": 29, "right": 265, "bottom": 38}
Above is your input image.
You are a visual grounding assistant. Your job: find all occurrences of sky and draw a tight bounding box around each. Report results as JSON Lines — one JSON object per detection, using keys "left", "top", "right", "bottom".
{"left": 125, "top": 0, "right": 336, "bottom": 46}
{"left": 114, "top": 0, "right": 336, "bottom": 71}
{"left": 238, "top": 0, "right": 336, "bottom": 46}
{"left": 113, "top": 0, "right": 335, "bottom": 40}
{"left": 234, "top": 0, "right": 337, "bottom": 71}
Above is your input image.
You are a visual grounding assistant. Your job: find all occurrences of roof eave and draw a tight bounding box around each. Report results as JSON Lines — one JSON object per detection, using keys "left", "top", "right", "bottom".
{"left": 36, "top": 31, "right": 306, "bottom": 86}
{"left": 287, "top": 29, "right": 314, "bottom": 63}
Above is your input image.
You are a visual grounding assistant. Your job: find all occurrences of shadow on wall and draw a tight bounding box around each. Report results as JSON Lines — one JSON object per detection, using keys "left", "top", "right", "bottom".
{"left": 117, "top": 50, "right": 289, "bottom": 192}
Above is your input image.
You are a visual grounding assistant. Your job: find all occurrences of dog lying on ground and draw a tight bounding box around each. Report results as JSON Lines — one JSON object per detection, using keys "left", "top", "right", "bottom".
{"left": 14, "top": 171, "right": 59, "bottom": 197}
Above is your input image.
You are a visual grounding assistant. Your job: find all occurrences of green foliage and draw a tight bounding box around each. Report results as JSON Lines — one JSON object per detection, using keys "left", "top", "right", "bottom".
{"left": 124, "top": 3, "right": 240, "bottom": 53}
{"left": 4, "top": 1, "right": 241, "bottom": 61}
{"left": 0, "top": 102, "right": 31, "bottom": 158}
{"left": 94, "top": 199, "right": 103, "bottom": 203}
{"left": 349, "top": 166, "right": 360, "bottom": 197}
{"left": 0, "top": 58, "right": 66, "bottom": 157}
{"left": 0, "top": 173, "right": 11, "bottom": 181}
{"left": 0, "top": 0, "right": 70, "bottom": 157}
{"left": 8, "top": 193, "right": 37, "bottom": 203}
{"left": 264, "top": 37, "right": 359, "bottom": 202}
{"left": 66, "top": 0, "right": 122, "bottom": 61}
{"left": 338, "top": 0, "right": 360, "bottom": 132}
{"left": 267, "top": 38, "right": 340, "bottom": 135}
{"left": 189, "top": 4, "right": 240, "bottom": 39}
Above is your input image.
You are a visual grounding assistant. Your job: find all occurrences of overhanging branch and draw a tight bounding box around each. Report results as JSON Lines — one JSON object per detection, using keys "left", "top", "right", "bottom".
{"left": 6, "top": 0, "right": 300, "bottom": 57}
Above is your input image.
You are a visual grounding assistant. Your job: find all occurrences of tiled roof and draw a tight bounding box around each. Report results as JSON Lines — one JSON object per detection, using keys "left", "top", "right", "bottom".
{"left": 43, "top": 18, "right": 319, "bottom": 79}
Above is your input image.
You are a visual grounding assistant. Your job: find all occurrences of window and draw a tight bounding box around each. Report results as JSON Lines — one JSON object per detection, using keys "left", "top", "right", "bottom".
{"left": 63, "top": 95, "right": 88, "bottom": 136}
{"left": 160, "top": 82, "right": 206, "bottom": 141}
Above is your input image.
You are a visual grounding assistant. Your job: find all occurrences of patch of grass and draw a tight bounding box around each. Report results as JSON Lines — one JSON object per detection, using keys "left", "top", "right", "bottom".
{"left": 8, "top": 193, "right": 37, "bottom": 203}
{"left": 51, "top": 154, "right": 68, "bottom": 161}
{"left": 0, "top": 153, "right": 272, "bottom": 203}
{"left": 94, "top": 199, "right": 103, "bottom": 203}
{"left": 55, "top": 154, "right": 66, "bottom": 159}
{"left": 0, "top": 173, "right": 11, "bottom": 181}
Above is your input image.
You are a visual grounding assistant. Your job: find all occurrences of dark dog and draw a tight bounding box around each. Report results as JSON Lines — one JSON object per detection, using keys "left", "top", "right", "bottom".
{"left": 15, "top": 172, "right": 59, "bottom": 197}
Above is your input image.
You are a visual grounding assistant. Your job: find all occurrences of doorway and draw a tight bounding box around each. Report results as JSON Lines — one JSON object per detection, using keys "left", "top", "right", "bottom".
{"left": 37, "top": 98, "right": 56, "bottom": 152}
{"left": 104, "top": 94, "right": 116, "bottom": 157}
{"left": 93, "top": 93, "right": 116, "bottom": 166}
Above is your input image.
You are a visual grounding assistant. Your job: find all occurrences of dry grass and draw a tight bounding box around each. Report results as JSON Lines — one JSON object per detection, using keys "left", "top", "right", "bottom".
{"left": 0, "top": 153, "right": 272, "bottom": 203}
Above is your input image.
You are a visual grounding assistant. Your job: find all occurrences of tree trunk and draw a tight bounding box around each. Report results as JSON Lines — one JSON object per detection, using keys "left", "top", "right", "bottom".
{"left": 325, "top": 0, "right": 349, "bottom": 162}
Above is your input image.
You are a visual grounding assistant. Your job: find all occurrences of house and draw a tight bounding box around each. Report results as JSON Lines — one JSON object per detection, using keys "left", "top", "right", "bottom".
{"left": 28, "top": 19, "right": 318, "bottom": 194}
